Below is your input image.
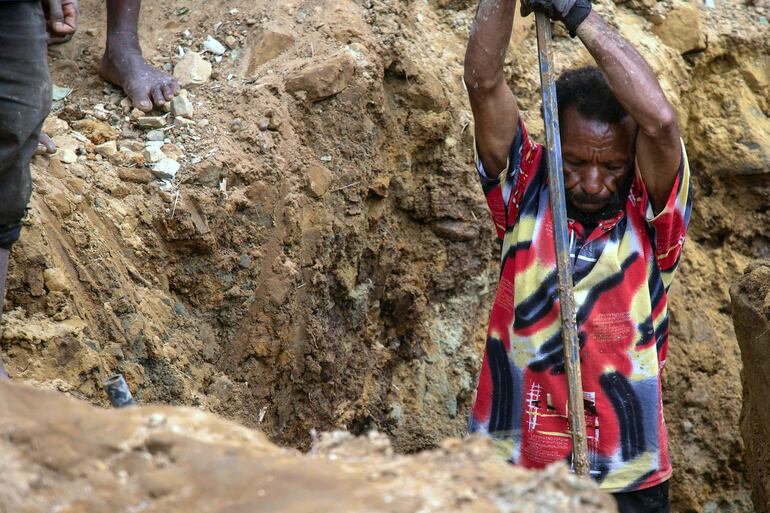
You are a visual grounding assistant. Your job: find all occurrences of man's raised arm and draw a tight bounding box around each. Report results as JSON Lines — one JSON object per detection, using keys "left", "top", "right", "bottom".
{"left": 464, "top": 0, "right": 521, "bottom": 179}
{"left": 576, "top": 12, "right": 681, "bottom": 213}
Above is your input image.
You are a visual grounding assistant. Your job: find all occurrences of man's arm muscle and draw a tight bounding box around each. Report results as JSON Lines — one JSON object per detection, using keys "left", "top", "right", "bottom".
{"left": 577, "top": 12, "right": 681, "bottom": 213}
{"left": 464, "top": 0, "right": 520, "bottom": 179}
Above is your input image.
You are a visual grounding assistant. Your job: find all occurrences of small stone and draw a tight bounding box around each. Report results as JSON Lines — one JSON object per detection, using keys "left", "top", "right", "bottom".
{"left": 94, "top": 140, "right": 118, "bottom": 158}
{"left": 203, "top": 35, "right": 226, "bottom": 55}
{"left": 225, "top": 35, "right": 238, "bottom": 49}
{"left": 703, "top": 502, "right": 718, "bottom": 513}
{"left": 137, "top": 116, "right": 166, "bottom": 129}
{"left": 306, "top": 163, "right": 333, "bottom": 198}
{"left": 143, "top": 146, "right": 165, "bottom": 163}
{"left": 268, "top": 116, "right": 282, "bottom": 131}
{"left": 119, "top": 97, "right": 133, "bottom": 112}
{"left": 59, "top": 148, "right": 77, "bottom": 164}
{"left": 174, "top": 117, "right": 195, "bottom": 128}
{"left": 681, "top": 419, "right": 694, "bottom": 433}
{"left": 152, "top": 158, "right": 181, "bottom": 180}
{"left": 170, "top": 95, "right": 194, "bottom": 118}
{"left": 246, "top": 18, "right": 257, "bottom": 26}
{"left": 130, "top": 108, "right": 145, "bottom": 120}
{"left": 257, "top": 118, "right": 270, "bottom": 131}
{"left": 93, "top": 104, "right": 110, "bottom": 121}
{"left": 247, "top": 31, "right": 295, "bottom": 70}
{"left": 229, "top": 118, "right": 243, "bottom": 132}
{"left": 145, "top": 130, "right": 165, "bottom": 142}
{"left": 652, "top": 3, "right": 706, "bottom": 54}
{"left": 161, "top": 143, "right": 182, "bottom": 160}
{"left": 117, "top": 166, "right": 154, "bottom": 184}
{"left": 42, "top": 116, "right": 70, "bottom": 137}
{"left": 430, "top": 220, "right": 479, "bottom": 242}
{"left": 71, "top": 119, "right": 119, "bottom": 144}
{"left": 119, "top": 149, "right": 145, "bottom": 167}
{"left": 369, "top": 175, "right": 390, "bottom": 197}
{"left": 118, "top": 139, "right": 145, "bottom": 152}
{"left": 174, "top": 51, "right": 212, "bottom": 88}
{"left": 285, "top": 51, "right": 355, "bottom": 102}
{"left": 44, "top": 268, "right": 70, "bottom": 293}
{"left": 239, "top": 254, "right": 251, "bottom": 269}
{"left": 197, "top": 119, "right": 210, "bottom": 128}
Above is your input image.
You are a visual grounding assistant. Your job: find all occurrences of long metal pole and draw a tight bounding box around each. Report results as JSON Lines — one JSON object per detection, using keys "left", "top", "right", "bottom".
{"left": 534, "top": 12, "right": 590, "bottom": 478}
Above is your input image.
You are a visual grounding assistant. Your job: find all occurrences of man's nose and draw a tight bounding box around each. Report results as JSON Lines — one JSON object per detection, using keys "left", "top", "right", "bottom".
{"left": 581, "top": 166, "right": 604, "bottom": 196}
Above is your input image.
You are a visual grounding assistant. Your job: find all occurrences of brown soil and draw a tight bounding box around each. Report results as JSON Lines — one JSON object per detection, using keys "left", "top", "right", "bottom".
{"left": 731, "top": 262, "right": 770, "bottom": 513}
{"left": 0, "top": 0, "right": 768, "bottom": 511}
{"left": 0, "top": 381, "right": 618, "bottom": 513}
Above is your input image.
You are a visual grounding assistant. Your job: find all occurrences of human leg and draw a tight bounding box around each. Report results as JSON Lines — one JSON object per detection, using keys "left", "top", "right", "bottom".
{"left": 0, "top": 0, "right": 53, "bottom": 379}
{"left": 612, "top": 480, "right": 671, "bottom": 513}
{"left": 99, "top": 0, "right": 180, "bottom": 112}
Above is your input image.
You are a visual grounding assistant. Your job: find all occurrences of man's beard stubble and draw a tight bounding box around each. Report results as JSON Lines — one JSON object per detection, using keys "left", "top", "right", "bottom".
{"left": 565, "top": 168, "right": 635, "bottom": 227}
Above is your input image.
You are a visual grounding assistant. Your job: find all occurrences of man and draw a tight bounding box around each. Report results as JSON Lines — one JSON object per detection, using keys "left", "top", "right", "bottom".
{"left": 0, "top": 0, "right": 76, "bottom": 379}
{"left": 39, "top": 0, "right": 180, "bottom": 154}
{"left": 464, "top": 0, "right": 691, "bottom": 512}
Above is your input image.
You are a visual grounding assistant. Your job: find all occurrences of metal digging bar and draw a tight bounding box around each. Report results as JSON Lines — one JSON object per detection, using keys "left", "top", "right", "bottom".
{"left": 534, "top": 11, "right": 590, "bottom": 478}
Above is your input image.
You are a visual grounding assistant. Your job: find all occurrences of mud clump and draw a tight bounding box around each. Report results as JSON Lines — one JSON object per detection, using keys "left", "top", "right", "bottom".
{"left": 0, "top": 381, "right": 617, "bottom": 513}
{"left": 0, "top": 0, "right": 767, "bottom": 511}
{"left": 731, "top": 262, "right": 770, "bottom": 513}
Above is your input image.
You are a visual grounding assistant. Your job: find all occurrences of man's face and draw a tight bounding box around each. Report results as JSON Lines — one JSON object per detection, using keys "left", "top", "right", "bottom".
{"left": 560, "top": 106, "right": 636, "bottom": 223}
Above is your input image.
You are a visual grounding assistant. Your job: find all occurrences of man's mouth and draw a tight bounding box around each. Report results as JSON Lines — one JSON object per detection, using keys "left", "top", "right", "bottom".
{"left": 568, "top": 194, "right": 607, "bottom": 212}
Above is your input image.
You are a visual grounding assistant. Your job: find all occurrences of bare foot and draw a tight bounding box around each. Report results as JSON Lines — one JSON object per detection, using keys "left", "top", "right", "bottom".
{"left": 37, "top": 132, "right": 57, "bottom": 155}
{"left": 99, "top": 42, "right": 179, "bottom": 112}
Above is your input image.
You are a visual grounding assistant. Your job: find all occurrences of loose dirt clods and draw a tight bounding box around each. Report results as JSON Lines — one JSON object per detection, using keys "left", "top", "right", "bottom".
{"left": 0, "top": 0, "right": 768, "bottom": 511}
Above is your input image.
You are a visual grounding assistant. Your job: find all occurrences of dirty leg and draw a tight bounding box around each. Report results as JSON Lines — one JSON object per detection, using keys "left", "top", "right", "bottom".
{"left": 98, "top": 0, "right": 180, "bottom": 112}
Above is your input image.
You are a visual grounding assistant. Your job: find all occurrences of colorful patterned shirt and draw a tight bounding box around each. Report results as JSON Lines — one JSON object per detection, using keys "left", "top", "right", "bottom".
{"left": 468, "top": 120, "right": 692, "bottom": 493}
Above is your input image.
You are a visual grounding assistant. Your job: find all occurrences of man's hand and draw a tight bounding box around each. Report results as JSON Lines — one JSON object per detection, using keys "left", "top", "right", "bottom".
{"left": 43, "top": 0, "right": 79, "bottom": 42}
{"left": 520, "top": 0, "right": 591, "bottom": 37}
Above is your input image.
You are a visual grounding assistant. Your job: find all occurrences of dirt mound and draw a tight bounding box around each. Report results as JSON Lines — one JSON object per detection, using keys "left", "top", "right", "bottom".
{"left": 0, "top": 381, "right": 616, "bottom": 513}
{"left": 731, "top": 261, "right": 770, "bottom": 513}
{"left": 0, "top": 0, "right": 768, "bottom": 511}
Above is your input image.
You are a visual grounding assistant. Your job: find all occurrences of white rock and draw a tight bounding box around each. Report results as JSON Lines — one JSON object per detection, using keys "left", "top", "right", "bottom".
{"left": 44, "top": 268, "right": 70, "bottom": 293}
{"left": 152, "top": 158, "right": 181, "bottom": 180}
{"left": 94, "top": 140, "right": 118, "bottom": 158}
{"left": 174, "top": 52, "right": 212, "bottom": 88}
{"left": 143, "top": 146, "right": 165, "bottom": 163}
{"left": 203, "top": 35, "right": 226, "bottom": 55}
{"left": 59, "top": 148, "right": 77, "bottom": 164}
{"left": 171, "top": 95, "right": 194, "bottom": 118}
{"left": 146, "top": 130, "right": 165, "bottom": 142}
{"left": 174, "top": 117, "right": 195, "bottom": 128}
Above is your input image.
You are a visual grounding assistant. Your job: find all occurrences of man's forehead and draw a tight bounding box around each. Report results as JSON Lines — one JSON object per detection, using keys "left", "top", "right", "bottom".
{"left": 561, "top": 107, "right": 635, "bottom": 151}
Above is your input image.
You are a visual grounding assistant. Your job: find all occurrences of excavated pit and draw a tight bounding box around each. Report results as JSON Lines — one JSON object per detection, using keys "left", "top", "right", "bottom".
{"left": 0, "top": 0, "right": 768, "bottom": 511}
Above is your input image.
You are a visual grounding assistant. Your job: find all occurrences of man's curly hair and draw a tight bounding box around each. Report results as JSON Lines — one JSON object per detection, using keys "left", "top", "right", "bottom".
{"left": 556, "top": 66, "right": 628, "bottom": 126}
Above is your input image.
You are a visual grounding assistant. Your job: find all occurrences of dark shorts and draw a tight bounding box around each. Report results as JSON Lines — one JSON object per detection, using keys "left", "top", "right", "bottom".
{"left": 0, "top": 0, "right": 51, "bottom": 249}
{"left": 613, "top": 480, "right": 670, "bottom": 513}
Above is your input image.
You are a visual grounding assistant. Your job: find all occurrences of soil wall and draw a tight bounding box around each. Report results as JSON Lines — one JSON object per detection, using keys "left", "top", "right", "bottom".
{"left": 731, "top": 262, "right": 770, "bottom": 513}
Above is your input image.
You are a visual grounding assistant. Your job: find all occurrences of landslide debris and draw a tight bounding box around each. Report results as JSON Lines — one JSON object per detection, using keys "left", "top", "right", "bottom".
{"left": 0, "top": 381, "right": 617, "bottom": 513}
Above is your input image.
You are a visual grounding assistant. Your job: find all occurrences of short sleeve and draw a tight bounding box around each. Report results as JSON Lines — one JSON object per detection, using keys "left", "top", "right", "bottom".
{"left": 475, "top": 119, "right": 542, "bottom": 240}
{"left": 634, "top": 139, "right": 692, "bottom": 288}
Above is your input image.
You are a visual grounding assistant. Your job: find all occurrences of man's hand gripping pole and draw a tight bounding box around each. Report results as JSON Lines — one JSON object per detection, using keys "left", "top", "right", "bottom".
{"left": 534, "top": 11, "right": 591, "bottom": 478}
